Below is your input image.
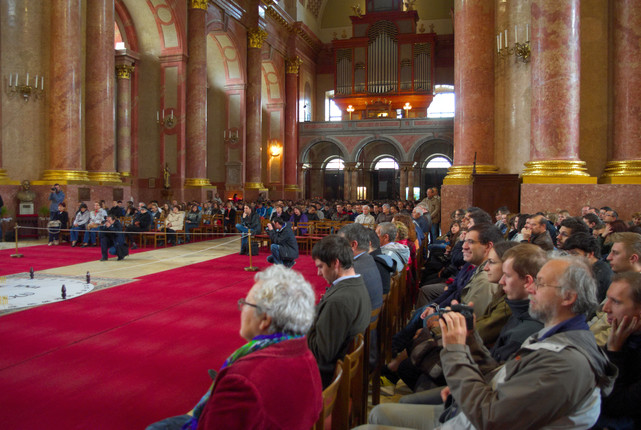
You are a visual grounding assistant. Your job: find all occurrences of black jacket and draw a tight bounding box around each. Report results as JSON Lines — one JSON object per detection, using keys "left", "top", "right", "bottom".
{"left": 267, "top": 222, "right": 298, "bottom": 260}
{"left": 240, "top": 212, "right": 261, "bottom": 234}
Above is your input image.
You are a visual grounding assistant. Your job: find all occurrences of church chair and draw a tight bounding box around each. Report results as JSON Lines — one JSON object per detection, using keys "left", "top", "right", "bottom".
{"left": 313, "top": 361, "right": 343, "bottom": 430}
{"left": 211, "top": 214, "right": 224, "bottom": 234}
{"left": 332, "top": 334, "right": 364, "bottom": 430}
{"left": 153, "top": 219, "right": 167, "bottom": 248}
{"left": 361, "top": 306, "right": 382, "bottom": 423}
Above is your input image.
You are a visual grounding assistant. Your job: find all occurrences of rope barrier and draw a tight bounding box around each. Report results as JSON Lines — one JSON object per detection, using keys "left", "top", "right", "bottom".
{"left": 14, "top": 224, "right": 245, "bottom": 237}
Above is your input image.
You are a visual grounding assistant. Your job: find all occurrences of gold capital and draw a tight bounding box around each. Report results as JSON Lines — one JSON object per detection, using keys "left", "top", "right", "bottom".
{"left": 189, "top": 0, "right": 208, "bottom": 10}
{"left": 286, "top": 56, "right": 303, "bottom": 74}
{"left": 116, "top": 65, "right": 135, "bottom": 80}
{"left": 521, "top": 160, "right": 596, "bottom": 184}
{"left": 248, "top": 28, "right": 268, "bottom": 49}
{"left": 185, "top": 178, "right": 212, "bottom": 187}
{"left": 442, "top": 165, "right": 499, "bottom": 185}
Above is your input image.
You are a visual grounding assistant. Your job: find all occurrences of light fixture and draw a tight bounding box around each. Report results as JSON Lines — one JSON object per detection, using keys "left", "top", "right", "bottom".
{"left": 224, "top": 128, "right": 239, "bottom": 144}
{"left": 497, "top": 25, "right": 530, "bottom": 63}
{"left": 403, "top": 102, "right": 412, "bottom": 117}
{"left": 156, "top": 109, "right": 175, "bottom": 128}
{"left": 5, "top": 72, "right": 45, "bottom": 101}
{"left": 346, "top": 105, "right": 355, "bottom": 120}
{"left": 268, "top": 140, "right": 282, "bottom": 157}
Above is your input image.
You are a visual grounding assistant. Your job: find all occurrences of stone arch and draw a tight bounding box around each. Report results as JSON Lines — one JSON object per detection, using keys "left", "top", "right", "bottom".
{"left": 300, "top": 137, "right": 350, "bottom": 164}
{"left": 352, "top": 135, "right": 406, "bottom": 164}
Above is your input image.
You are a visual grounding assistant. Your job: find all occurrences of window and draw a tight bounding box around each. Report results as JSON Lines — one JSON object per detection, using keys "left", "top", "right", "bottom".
{"left": 374, "top": 157, "right": 399, "bottom": 170}
{"left": 427, "top": 85, "right": 455, "bottom": 118}
{"left": 325, "top": 91, "right": 342, "bottom": 122}
{"left": 425, "top": 156, "right": 452, "bottom": 169}
{"left": 325, "top": 158, "right": 345, "bottom": 170}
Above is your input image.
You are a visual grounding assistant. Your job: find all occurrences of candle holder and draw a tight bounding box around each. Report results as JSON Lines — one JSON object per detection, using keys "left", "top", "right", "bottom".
{"left": 156, "top": 110, "right": 176, "bottom": 128}
{"left": 5, "top": 73, "right": 45, "bottom": 102}
{"left": 497, "top": 25, "right": 531, "bottom": 64}
{"left": 223, "top": 128, "right": 239, "bottom": 144}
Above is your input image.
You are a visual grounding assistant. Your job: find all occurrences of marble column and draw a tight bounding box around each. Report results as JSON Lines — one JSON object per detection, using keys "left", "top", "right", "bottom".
{"left": 408, "top": 166, "right": 415, "bottom": 200}
{"left": 185, "top": 0, "right": 210, "bottom": 187}
{"left": 399, "top": 162, "right": 410, "bottom": 200}
{"left": 601, "top": 0, "right": 641, "bottom": 184}
{"left": 43, "top": 0, "right": 88, "bottom": 182}
{"left": 86, "top": 0, "right": 120, "bottom": 183}
{"left": 245, "top": 26, "right": 267, "bottom": 197}
{"left": 351, "top": 165, "right": 359, "bottom": 200}
{"left": 284, "top": 56, "right": 302, "bottom": 197}
{"left": 115, "top": 54, "right": 137, "bottom": 179}
{"left": 344, "top": 162, "right": 356, "bottom": 200}
{"left": 522, "top": 0, "right": 594, "bottom": 183}
{"left": 443, "top": 0, "right": 497, "bottom": 185}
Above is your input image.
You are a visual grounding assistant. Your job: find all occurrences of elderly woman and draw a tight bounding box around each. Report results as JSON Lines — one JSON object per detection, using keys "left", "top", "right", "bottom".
{"left": 147, "top": 265, "right": 322, "bottom": 430}
{"left": 164, "top": 206, "right": 185, "bottom": 245}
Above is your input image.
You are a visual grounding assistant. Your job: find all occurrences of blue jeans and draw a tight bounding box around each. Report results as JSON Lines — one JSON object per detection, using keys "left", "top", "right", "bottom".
{"left": 70, "top": 225, "right": 86, "bottom": 242}
{"left": 430, "top": 223, "right": 440, "bottom": 245}
{"left": 236, "top": 223, "right": 249, "bottom": 248}
{"left": 185, "top": 222, "right": 198, "bottom": 240}
{"left": 83, "top": 227, "right": 101, "bottom": 244}
{"left": 270, "top": 244, "right": 283, "bottom": 264}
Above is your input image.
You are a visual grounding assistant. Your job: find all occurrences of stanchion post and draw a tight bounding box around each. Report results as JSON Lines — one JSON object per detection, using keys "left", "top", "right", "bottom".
{"left": 244, "top": 229, "right": 259, "bottom": 272}
{"left": 11, "top": 225, "right": 23, "bottom": 258}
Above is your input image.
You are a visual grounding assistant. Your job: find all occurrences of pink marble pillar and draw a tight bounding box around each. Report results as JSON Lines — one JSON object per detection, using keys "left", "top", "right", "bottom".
{"left": 43, "top": 0, "right": 88, "bottom": 182}
{"left": 185, "top": 1, "right": 210, "bottom": 186}
{"left": 245, "top": 26, "right": 267, "bottom": 195}
{"left": 284, "top": 57, "right": 301, "bottom": 198}
{"left": 523, "top": 0, "right": 592, "bottom": 182}
{"left": 115, "top": 59, "right": 136, "bottom": 179}
{"left": 399, "top": 163, "right": 409, "bottom": 200}
{"left": 601, "top": 0, "right": 641, "bottom": 183}
{"left": 86, "top": 0, "right": 119, "bottom": 183}
{"left": 444, "top": 0, "right": 497, "bottom": 184}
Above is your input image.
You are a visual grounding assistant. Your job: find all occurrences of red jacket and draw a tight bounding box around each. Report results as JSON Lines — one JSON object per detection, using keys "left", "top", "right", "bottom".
{"left": 197, "top": 337, "right": 322, "bottom": 430}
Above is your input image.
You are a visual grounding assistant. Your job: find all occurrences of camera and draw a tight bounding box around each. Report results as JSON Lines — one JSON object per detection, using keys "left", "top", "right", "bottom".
{"left": 437, "top": 304, "right": 474, "bottom": 331}
{"left": 51, "top": 187, "right": 55, "bottom": 191}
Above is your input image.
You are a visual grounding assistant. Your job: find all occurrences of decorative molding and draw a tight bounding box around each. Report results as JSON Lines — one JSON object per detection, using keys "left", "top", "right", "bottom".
{"left": 115, "top": 65, "right": 135, "bottom": 80}
{"left": 521, "top": 160, "right": 596, "bottom": 184}
{"left": 185, "top": 178, "right": 213, "bottom": 187}
{"left": 286, "top": 56, "right": 303, "bottom": 74}
{"left": 87, "top": 172, "right": 123, "bottom": 183}
{"left": 442, "top": 165, "right": 499, "bottom": 185}
{"left": 40, "top": 169, "right": 90, "bottom": 182}
{"left": 189, "top": 0, "right": 209, "bottom": 10}
{"left": 247, "top": 28, "right": 268, "bottom": 49}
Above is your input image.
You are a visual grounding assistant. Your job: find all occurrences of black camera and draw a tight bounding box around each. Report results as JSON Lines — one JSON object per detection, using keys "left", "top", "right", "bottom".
{"left": 51, "top": 187, "right": 55, "bottom": 191}
{"left": 437, "top": 304, "right": 474, "bottom": 330}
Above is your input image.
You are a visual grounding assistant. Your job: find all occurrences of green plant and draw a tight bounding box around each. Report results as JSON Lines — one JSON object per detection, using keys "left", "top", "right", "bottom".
{"left": 38, "top": 206, "right": 49, "bottom": 217}
{"left": 0, "top": 206, "right": 8, "bottom": 217}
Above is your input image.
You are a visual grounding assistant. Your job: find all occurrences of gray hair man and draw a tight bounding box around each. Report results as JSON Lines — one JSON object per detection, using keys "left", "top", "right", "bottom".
{"left": 362, "top": 256, "right": 616, "bottom": 430}
{"left": 376, "top": 222, "right": 409, "bottom": 274}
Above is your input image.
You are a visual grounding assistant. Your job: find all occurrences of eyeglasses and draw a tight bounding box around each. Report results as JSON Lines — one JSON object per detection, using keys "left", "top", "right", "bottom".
{"left": 237, "top": 298, "right": 261, "bottom": 311}
{"left": 533, "top": 280, "right": 562, "bottom": 291}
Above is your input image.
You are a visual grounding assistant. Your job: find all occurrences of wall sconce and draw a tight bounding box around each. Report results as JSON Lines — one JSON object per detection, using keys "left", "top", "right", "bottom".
{"left": 497, "top": 25, "right": 530, "bottom": 63}
{"left": 224, "top": 128, "right": 239, "bottom": 144}
{"left": 5, "top": 73, "right": 45, "bottom": 101}
{"left": 268, "top": 139, "right": 282, "bottom": 157}
{"left": 156, "top": 109, "right": 175, "bottom": 128}
{"left": 346, "top": 105, "right": 355, "bottom": 120}
{"left": 403, "top": 102, "right": 412, "bottom": 117}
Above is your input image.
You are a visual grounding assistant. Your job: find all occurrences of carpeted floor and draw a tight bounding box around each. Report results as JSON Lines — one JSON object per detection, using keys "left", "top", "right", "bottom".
{"left": 0, "top": 249, "right": 328, "bottom": 429}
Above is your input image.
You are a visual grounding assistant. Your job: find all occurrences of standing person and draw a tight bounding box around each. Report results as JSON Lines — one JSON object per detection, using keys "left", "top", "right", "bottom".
{"left": 266, "top": 216, "right": 298, "bottom": 268}
{"left": 236, "top": 204, "right": 261, "bottom": 255}
{"left": 48, "top": 184, "right": 65, "bottom": 220}
{"left": 425, "top": 187, "right": 441, "bottom": 242}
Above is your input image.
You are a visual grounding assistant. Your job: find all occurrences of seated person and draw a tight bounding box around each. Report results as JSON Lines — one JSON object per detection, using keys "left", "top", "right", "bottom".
{"left": 309, "top": 235, "right": 371, "bottom": 387}
{"left": 82, "top": 201, "right": 107, "bottom": 247}
{"left": 146, "top": 265, "right": 323, "bottom": 430}
{"left": 290, "top": 206, "right": 309, "bottom": 235}
{"left": 125, "top": 205, "right": 153, "bottom": 249}
{"left": 266, "top": 216, "right": 298, "bottom": 268}
{"left": 184, "top": 204, "right": 202, "bottom": 241}
{"left": 362, "top": 257, "right": 616, "bottom": 430}
{"left": 69, "top": 203, "right": 90, "bottom": 247}
{"left": 235, "top": 204, "right": 261, "bottom": 255}
{"left": 164, "top": 206, "right": 184, "bottom": 245}
{"left": 99, "top": 215, "right": 128, "bottom": 261}
{"left": 563, "top": 232, "right": 613, "bottom": 303}
{"left": 594, "top": 272, "right": 641, "bottom": 429}
{"left": 48, "top": 202, "right": 68, "bottom": 246}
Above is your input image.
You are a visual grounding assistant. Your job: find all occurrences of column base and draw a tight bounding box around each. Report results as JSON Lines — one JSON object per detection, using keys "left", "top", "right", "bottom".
{"left": 120, "top": 172, "right": 131, "bottom": 178}
{"left": 284, "top": 184, "right": 299, "bottom": 191}
{"left": 599, "top": 160, "right": 641, "bottom": 184}
{"left": 442, "top": 165, "right": 499, "bottom": 185}
{"left": 521, "top": 160, "right": 596, "bottom": 184}
{"left": 38, "top": 169, "right": 90, "bottom": 183}
{"left": 87, "top": 171, "right": 123, "bottom": 183}
{"left": 184, "top": 178, "right": 212, "bottom": 187}
{"left": 0, "top": 169, "right": 9, "bottom": 184}
{"left": 244, "top": 182, "right": 265, "bottom": 189}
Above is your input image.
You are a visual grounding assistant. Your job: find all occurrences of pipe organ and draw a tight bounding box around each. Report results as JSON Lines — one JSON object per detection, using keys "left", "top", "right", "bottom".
{"left": 332, "top": 0, "right": 435, "bottom": 118}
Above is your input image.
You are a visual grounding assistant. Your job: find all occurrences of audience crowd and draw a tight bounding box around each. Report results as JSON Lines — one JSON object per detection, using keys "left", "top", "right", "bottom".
{"left": 38, "top": 185, "right": 641, "bottom": 429}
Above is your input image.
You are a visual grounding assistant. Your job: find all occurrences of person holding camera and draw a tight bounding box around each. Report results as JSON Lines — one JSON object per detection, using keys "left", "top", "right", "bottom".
{"left": 265, "top": 216, "right": 298, "bottom": 268}
{"left": 99, "top": 215, "right": 128, "bottom": 261}
{"left": 48, "top": 184, "right": 65, "bottom": 220}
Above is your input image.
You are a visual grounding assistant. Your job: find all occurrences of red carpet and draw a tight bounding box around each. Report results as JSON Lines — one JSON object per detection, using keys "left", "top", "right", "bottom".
{"left": 0, "top": 248, "right": 328, "bottom": 429}
{"left": 0, "top": 243, "right": 147, "bottom": 276}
